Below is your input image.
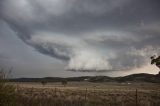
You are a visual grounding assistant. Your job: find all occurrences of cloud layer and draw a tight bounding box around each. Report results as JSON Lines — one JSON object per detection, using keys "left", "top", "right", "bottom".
{"left": 0, "top": 0, "right": 160, "bottom": 72}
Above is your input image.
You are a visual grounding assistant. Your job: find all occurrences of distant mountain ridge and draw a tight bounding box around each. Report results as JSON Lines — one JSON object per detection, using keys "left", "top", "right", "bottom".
{"left": 10, "top": 73, "right": 160, "bottom": 83}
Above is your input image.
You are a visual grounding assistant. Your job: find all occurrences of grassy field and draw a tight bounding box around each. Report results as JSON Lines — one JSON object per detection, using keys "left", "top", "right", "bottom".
{"left": 2, "top": 82, "right": 159, "bottom": 106}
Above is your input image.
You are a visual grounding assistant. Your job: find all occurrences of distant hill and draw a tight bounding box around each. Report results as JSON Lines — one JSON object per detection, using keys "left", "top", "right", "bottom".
{"left": 10, "top": 73, "right": 160, "bottom": 83}
{"left": 115, "top": 73, "right": 160, "bottom": 83}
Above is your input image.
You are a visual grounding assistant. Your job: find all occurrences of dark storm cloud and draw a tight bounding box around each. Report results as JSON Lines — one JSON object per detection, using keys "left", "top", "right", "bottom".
{"left": 1, "top": 0, "right": 160, "bottom": 34}
{"left": 0, "top": 0, "right": 160, "bottom": 72}
{"left": 32, "top": 43, "right": 70, "bottom": 61}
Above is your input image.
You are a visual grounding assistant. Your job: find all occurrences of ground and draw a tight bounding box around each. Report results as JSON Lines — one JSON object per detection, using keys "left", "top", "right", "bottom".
{"left": 8, "top": 82, "right": 160, "bottom": 106}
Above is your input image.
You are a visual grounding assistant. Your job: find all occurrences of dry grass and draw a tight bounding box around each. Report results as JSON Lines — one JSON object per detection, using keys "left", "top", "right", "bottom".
{"left": 3, "top": 82, "right": 159, "bottom": 106}
{"left": 0, "top": 70, "right": 17, "bottom": 106}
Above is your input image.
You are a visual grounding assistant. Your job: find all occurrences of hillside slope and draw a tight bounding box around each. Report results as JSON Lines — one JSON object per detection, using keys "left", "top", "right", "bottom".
{"left": 10, "top": 73, "right": 160, "bottom": 83}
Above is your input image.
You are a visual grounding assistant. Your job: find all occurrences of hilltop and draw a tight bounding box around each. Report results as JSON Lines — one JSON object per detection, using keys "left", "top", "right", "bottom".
{"left": 10, "top": 73, "right": 160, "bottom": 83}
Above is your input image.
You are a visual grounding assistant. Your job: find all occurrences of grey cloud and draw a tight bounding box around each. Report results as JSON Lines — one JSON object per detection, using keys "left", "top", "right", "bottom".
{"left": 1, "top": 0, "right": 160, "bottom": 34}
{"left": 31, "top": 44, "right": 70, "bottom": 61}
{"left": 0, "top": 53, "right": 8, "bottom": 61}
{"left": 84, "top": 31, "right": 160, "bottom": 71}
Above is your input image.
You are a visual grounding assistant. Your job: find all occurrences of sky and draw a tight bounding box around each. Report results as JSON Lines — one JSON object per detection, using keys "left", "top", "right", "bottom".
{"left": 0, "top": 0, "right": 160, "bottom": 78}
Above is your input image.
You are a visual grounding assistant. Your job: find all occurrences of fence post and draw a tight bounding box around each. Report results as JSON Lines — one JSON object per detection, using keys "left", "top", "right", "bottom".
{"left": 85, "top": 88, "right": 87, "bottom": 102}
{"left": 136, "top": 89, "right": 138, "bottom": 106}
{"left": 94, "top": 88, "right": 95, "bottom": 97}
{"left": 55, "top": 88, "right": 57, "bottom": 96}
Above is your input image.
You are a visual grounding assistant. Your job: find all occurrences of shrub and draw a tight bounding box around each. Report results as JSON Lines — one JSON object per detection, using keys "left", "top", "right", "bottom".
{"left": 41, "top": 80, "right": 48, "bottom": 86}
{"left": 0, "top": 68, "right": 16, "bottom": 106}
{"left": 61, "top": 79, "right": 67, "bottom": 87}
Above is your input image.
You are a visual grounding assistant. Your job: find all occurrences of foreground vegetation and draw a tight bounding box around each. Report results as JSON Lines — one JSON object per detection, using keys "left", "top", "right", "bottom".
{"left": 1, "top": 69, "right": 160, "bottom": 106}
{"left": 1, "top": 81, "right": 160, "bottom": 106}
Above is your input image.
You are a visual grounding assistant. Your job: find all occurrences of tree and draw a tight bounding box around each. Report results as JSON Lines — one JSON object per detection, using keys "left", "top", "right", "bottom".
{"left": 151, "top": 55, "right": 160, "bottom": 75}
{"left": 41, "top": 80, "right": 47, "bottom": 86}
{"left": 61, "top": 79, "right": 67, "bottom": 87}
{"left": 150, "top": 55, "right": 160, "bottom": 69}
